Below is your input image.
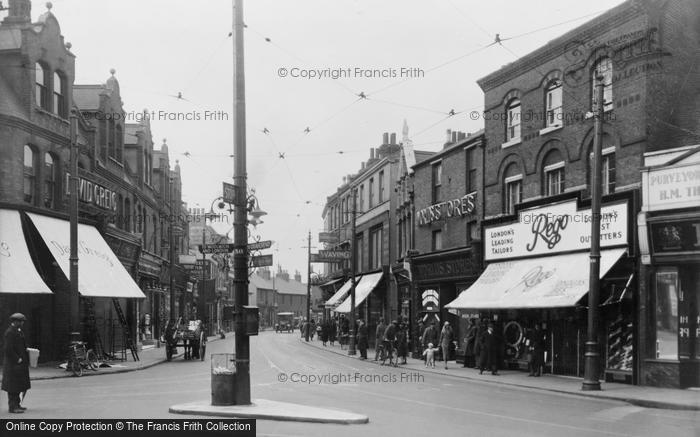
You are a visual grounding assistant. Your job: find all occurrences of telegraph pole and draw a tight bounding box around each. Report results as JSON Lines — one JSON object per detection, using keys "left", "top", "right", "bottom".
{"left": 169, "top": 178, "right": 176, "bottom": 320}
{"left": 232, "top": 0, "right": 251, "bottom": 405}
{"left": 306, "top": 231, "right": 311, "bottom": 342}
{"left": 348, "top": 187, "right": 357, "bottom": 356}
{"left": 69, "top": 109, "right": 80, "bottom": 333}
{"left": 582, "top": 74, "right": 605, "bottom": 391}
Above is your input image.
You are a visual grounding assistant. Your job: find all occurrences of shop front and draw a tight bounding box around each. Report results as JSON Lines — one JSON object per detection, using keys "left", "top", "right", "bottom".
{"left": 639, "top": 145, "right": 700, "bottom": 388}
{"left": 446, "top": 196, "right": 635, "bottom": 381}
{"left": 409, "top": 246, "right": 482, "bottom": 360}
{"left": 333, "top": 271, "right": 386, "bottom": 349}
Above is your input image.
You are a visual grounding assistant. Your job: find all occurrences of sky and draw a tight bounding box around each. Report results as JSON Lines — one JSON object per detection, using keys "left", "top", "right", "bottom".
{"left": 22, "top": 0, "right": 625, "bottom": 277}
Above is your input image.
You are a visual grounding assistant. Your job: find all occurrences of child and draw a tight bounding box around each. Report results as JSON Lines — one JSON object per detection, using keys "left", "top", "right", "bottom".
{"left": 423, "top": 342, "right": 439, "bottom": 368}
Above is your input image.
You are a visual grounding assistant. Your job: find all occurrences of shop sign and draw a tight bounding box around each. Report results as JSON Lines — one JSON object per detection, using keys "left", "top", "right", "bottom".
{"left": 642, "top": 162, "right": 700, "bottom": 212}
{"left": 66, "top": 174, "right": 117, "bottom": 211}
{"left": 417, "top": 193, "right": 476, "bottom": 226}
{"left": 485, "top": 199, "right": 628, "bottom": 261}
{"left": 414, "top": 257, "right": 475, "bottom": 282}
{"left": 650, "top": 220, "right": 700, "bottom": 253}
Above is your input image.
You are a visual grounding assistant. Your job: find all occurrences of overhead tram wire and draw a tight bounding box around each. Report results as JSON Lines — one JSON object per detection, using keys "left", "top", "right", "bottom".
{"left": 181, "top": 32, "right": 233, "bottom": 96}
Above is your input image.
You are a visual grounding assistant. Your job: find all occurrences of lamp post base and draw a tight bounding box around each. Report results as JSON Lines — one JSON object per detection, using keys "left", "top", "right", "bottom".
{"left": 581, "top": 380, "right": 602, "bottom": 391}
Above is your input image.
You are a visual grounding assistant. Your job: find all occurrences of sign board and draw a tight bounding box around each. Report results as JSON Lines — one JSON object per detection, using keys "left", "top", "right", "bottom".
{"left": 222, "top": 182, "right": 239, "bottom": 204}
{"left": 484, "top": 199, "right": 628, "bottom": 261}
{"left": 248, "top": 240, "right": 273, "bottom": 251}
{"left": 251, "top": 254, "right": 273, "bottom": 267}
{"left": 199, "top": 243, "right": 234, "bottom": 254}
{"left": 642, "top": 160, "right": 700, "bottom": 212}
{"left": 311, "top": 253, "right": 347, "bottom": 263}
{"left": 417, "top": 192, "right": 477, "bottom": 226}
{"left": 318, "top": 231, "right": 339, "bottom": 244}
{"left": 318, "top": 250, "right": 351, "bottom": 260}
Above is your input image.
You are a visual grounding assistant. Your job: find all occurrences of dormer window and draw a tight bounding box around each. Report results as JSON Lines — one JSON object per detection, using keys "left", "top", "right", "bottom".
{"left": 35, "top": 63, "right": 49, "bottom": 110}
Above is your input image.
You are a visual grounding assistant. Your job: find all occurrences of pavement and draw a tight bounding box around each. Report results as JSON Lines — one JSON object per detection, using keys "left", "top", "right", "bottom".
{"left": 299, "top": 337, "right": 700, "bottom": 411}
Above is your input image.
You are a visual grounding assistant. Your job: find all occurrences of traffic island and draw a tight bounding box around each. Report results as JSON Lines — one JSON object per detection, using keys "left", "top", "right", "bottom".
{"left": 169, "top": 399, "right": 369, "bottom": 424}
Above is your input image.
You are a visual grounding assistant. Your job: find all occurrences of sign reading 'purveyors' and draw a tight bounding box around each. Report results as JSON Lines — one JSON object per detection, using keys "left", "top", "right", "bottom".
{"left": 484, "top": 199, "right": 628, "bottom": 261}
{"left": 642, "top": 162, "right": 700, "bottom": 212}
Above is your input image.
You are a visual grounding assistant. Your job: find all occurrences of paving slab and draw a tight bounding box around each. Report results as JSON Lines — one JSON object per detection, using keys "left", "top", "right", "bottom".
{"left": 169, "top": 398, "right": 369, "bottom": 424}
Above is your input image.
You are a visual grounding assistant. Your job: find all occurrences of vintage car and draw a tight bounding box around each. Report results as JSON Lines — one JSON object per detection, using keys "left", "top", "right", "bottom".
{"left": 275, "top": 312, "right": 294, "bottom": 333}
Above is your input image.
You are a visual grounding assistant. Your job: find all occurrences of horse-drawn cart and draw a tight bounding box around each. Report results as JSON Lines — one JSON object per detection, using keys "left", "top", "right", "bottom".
{"left": 163, "top": 318, "right": 206, "bottom": 361}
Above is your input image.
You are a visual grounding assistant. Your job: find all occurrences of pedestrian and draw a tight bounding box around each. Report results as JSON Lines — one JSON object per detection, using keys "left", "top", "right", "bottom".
{"left": 527, "top": 323, "right": 546, "bottom": 377}
{"left": 421, "top": 321, "right": 438, "bottom": 363}
{"left": 310, "top": 319, "right": 316, "bottom": 340}
{"left": 422, "top": 342, "right": 438, "bottom": 368}
{"left": 382, "top": 320, "right": 398, "bottom": 363}
{"left": 463, "top": 318, "right": 478, "bottom": 368}
{"left": 374, "top": 318, "right": 386, "bottom": 361}
{"left": 356, "top": 319, "right": 368, "bottom": 359}
{"left": 480, "top": 323, "right": 500, "bottom": 375}
{"left": 320, "top": 320, "right": 329, "bottom": 346}
{"left": 438, "top": 321, "right": 454, "bottom": 369}
{"left": 2, "top": 313, "right": 31, "bottom": 413}
{"left": 396, "top": 322, "right": 408, "bottom": 364}
{"left": 329, "top": 318, "right": 337, "bottom": 346}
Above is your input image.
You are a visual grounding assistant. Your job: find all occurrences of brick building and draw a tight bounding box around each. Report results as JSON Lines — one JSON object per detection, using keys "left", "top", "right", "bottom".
{"left": 0, "top": 1, "right": 190, "bottom": 362}
{"left": 443, "top": 0, "right": 700, "bottom": 387}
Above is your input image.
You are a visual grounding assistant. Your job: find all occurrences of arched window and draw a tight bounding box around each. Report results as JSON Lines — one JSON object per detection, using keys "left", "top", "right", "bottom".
{"left": 108, "top": 120, "right": 115, "bottom": 159}
{"left": 591, "top": 57, "right": 613, "bottom": 111}
{"left": 588, "top": 140, "right": 616, "bottom": 196}
{"left": 503, "top": 163, "right": 522, "bottom": 215}
{"left": 23, "top": 145, "right": 36, "bottom": 204}
{"left": 506, "top": 99, "right": 521, "bottom": 142}
{"left": 44, "top": 153, "right": 57, "bottom": 208}
{"left": 543, "top": 149, "right": 565, "bottom": 196}
{"left": 35, "top": 63, "right": 48, "bottom": 109}
{"left": 115, "top": 124, "right": 123, "bottom": 162}
{"left": 53, "top": 72, "right": 66, "bottom": 118}
{"left": 545, "top": 80, "right": 562, "bottom": 128}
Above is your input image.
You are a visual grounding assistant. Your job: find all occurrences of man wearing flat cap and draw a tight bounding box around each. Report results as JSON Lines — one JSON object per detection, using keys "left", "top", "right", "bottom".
{"left": 2, "top": 313, "right": 31, "bottom": 413}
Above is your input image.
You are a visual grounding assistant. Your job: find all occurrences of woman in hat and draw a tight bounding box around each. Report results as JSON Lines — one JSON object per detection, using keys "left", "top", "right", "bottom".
{"left": 2, "top": 313, "right": 31, "bottom": 413}
{"left": 438, "top": 321, "right": 454, "bottom": 370}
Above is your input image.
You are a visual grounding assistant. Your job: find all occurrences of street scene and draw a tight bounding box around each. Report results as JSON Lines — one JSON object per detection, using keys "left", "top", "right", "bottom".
{"left": 1, "top": 0, "right": 700, "bottom": 436}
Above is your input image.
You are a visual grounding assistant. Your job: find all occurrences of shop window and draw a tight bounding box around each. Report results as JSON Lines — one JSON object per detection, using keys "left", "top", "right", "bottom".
{"left": 23, "top": 145, "right": 36, "bottom": 204}
{"left": 655, "top": 268, "right": 679, "bottom": 360}
{"left": 545, "top": 80, "right": 563, "bottom": 128}
{"left": 591, "top": 57, "right": 613, "bottom": 112}
{"left": 44, "top": 153, "right": 57, "bottom": 208}
{"left": 35, "top": 63, "right": 48, "bottom": 110}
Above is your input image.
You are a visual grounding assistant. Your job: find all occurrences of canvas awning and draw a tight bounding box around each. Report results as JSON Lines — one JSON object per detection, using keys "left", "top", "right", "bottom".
{"left": 324, "top": 277, "right": 357, "bottom": 308}
{"left": 0, "top": 210, "right": 52, "bottom": 294}
{"left": 334, "top": 272, "right": 384, "bottom": 313}
{"left": 445, "top": 249, "right": 626, "bottom": 309}
{"left": 27, "top": 213, "right": 145, "bottom": 299}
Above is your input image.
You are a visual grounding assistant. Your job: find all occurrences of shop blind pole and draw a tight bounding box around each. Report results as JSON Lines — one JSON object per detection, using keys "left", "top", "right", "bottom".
{"left": 582, "top": 74, "right": 605, "bottom": 391}
{"left": 69, "top": 109, "right": 80, "bottom": 333}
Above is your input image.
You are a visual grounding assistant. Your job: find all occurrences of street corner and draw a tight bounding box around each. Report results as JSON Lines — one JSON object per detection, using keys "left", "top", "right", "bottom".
{"left": 169, "top": 399, "right": 369, "bottom": 424}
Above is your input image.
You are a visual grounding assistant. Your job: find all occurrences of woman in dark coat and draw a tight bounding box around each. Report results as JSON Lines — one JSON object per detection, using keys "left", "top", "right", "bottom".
{"left": 2, "top": 313, "right": 31, "bottom": 413}
{"left": 319, "top": 320, "right": 329, "bottom": 346}
{"left": 396, "top": 323, "right": 408, "bottom": 364}
{"left": 462, "top": 318, "right": 478, "bottom": 368}
{"left": 356, "top": 320, "right": 369, "bottom": 359}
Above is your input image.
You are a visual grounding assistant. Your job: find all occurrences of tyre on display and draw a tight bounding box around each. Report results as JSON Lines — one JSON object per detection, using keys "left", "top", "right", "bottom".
{"left": 86, "top": 350, "right": 99, "bottom": 370}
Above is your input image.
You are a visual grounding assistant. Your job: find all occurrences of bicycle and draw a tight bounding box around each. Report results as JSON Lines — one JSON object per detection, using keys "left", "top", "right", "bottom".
{"left": 379, "top": 340, "right": 398, "bottom": 367}
{"left": 67, "top": 341, "right": 98, "bottom": 377}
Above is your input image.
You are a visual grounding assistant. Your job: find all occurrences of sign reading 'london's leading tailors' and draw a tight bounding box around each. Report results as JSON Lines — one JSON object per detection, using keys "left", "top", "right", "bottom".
{"left": 484, "top": 199, "right": 628, "bottom": 261}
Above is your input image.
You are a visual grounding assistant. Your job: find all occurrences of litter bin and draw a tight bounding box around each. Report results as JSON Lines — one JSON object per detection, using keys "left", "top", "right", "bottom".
{"left": 27, "top": 348, "right": 39, "bottom": 368}
{"left": 211, "top": 353, "right": 236, "bottom": 406}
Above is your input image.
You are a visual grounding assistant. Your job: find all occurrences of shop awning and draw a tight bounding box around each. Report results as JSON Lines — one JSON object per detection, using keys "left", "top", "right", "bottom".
{"left": 0, "top": 210, "right": 52, "bottom": 294}
{"left": 334, "top": 272, "right": 384, "bottom": 313}
{"left": 445, "top": 249, "right": 626, "bottom": 309}
{"left": 27, "top": 213, "right": 145, "bottom": 299}
{"left": 324, "top": 277, "right": 357, "bottom": 308}
{"left": 320, "top": 277, "right": 344, "bottom": 288}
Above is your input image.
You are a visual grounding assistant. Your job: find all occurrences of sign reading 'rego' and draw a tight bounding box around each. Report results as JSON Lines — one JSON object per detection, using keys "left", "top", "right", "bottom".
{"left": 417, "top": 193, "right": 477, "bottom": 226}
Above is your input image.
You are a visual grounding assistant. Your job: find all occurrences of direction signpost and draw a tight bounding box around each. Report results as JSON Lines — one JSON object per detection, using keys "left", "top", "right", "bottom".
{"left": 310, "top": 250, "right": 352, "bottom": 263}
{"left": 248, "top": 240, "right": 272, "bottom": 251}
{"left": 251, "top": 254, "right": 273, "bottom": 267}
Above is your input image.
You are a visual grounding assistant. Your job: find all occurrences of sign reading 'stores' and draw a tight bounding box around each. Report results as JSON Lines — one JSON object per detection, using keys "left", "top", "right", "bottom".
{"left": 417, "top": 192, "right": 476, "bottom": 226}
{"left": 484, "top": 199, "right": 628, "bottom": 261}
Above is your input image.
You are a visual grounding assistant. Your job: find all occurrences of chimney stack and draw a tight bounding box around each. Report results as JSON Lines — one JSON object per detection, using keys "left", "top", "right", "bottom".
{"left": 382, "top": 132, "right": 389, "bottom": 145}
{"left": 452, "top": 131, "right": 458, "bottom": 143}
{"left": 390, "top": 133, "right": 396, "bottom": 144}
{"left": 446, "top": 129, "right": 452, "bottom": 144}
{"left": 361, "top": 162, "right": 366, "bottom": 170}
{"left": 370, "top": 148, "right": 375, "bottom": 160}
{"left": 3, "top": 0, "right": 32, "bottom": 26}
{"left": 294, "top": 271, "right": 302, "bottom": 282}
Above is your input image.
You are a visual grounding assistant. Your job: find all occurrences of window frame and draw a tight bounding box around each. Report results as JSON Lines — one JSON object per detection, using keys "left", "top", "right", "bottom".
{"left": 431, "top": 229, "right": 442, "bottom": 251}
{"left": 466, "top": 147, "right": 477, "bottom": 193}
{"left": 544, "top": 161, "right": 565, "bottom": 196}
{"left": 432, "top": 161, "right": 442, "bottom": 204}
{"left": 506, "top": 99, "right": 522, "bottom": 142}
{"left": 53, "top": 71, "right": 66, "bottom": 118}
{"left": 505, "top": 174, "right": 523, "bottom": 215}
{"left": 44, "top": 153, "right": 57, "bottom": 208}
{"left": 369, "top": 177, "right": 375, "bottom": 208}
{"left": 23, "top": 145, "right": 36, "bottom": 204}
{"left": 378, "top": 170, "right": 385, "bottom": 203}
{"left": 545, "top": 80, "right": 563, "bottom": 128}
{"left": 35, "top": 63, "right": 49, "bottom": 110}
{"left": 368, "top": 225, "right": 383, "bottom": 270}
{"left": 591, "top": 57, "right": 613, "bottom": 112}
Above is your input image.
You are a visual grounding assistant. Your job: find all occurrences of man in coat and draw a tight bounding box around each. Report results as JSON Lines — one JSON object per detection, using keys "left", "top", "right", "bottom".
{"left": 2, "top": 313, "right": 31, "bottom": 413}
{"left": 421, "top": 321, "right": 438, "bottom": 363}
{"left": 462, "top": 318, "right": 478, "bottom": 368}
{"left": 528, "top": 323, "right": 546, "bottom": 376}
{"left": 480, "top": 323, "right": 500, "bottom": 375}
{"left": 356, "top": 319, "right": 368, "bottom": 359}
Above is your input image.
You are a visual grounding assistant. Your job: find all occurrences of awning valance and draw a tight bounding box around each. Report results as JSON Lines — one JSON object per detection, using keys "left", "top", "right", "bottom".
{"left": 445, "top": 249, "right": 626, "bottom": 310}
{"left": 324, "top": 277, "right": 357, "bottom": 308}
{"left": 0, "top": 210, "right": 52, "bottom": 294}
{"left": 27, "top": 213, "right": 146, "bottom": 299}
{"left": 334, "top": 272, "right": 383, "bottom": 313}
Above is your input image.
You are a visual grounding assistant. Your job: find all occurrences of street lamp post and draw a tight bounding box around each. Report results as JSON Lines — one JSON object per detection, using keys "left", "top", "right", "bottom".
{"left": 305, "top": 231, "right": 311, "bottom": 342}
{"left": 348, "top": 186, "right": 357, "bottom": 356}
{"left": 69, "top": 109, "right": 80, "bottom": 333}
{"left": 582, "top": 74, "right": 605, "bottom": 391}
